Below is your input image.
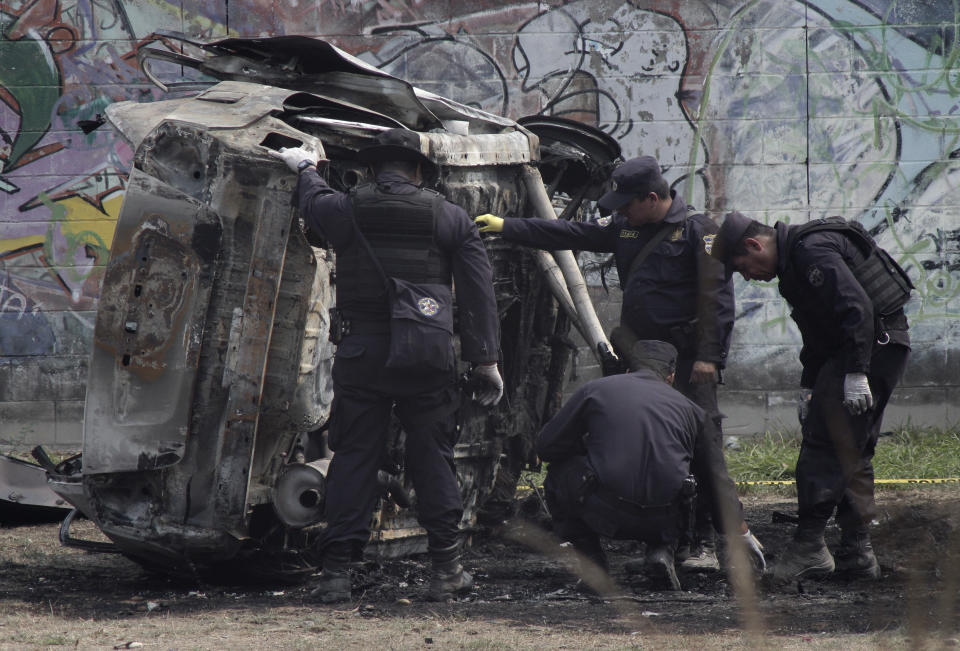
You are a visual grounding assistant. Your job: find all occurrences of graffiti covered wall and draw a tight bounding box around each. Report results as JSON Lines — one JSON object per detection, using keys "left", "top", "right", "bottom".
{"left": 1, "top": 0, "right": 958, "bottom": 446}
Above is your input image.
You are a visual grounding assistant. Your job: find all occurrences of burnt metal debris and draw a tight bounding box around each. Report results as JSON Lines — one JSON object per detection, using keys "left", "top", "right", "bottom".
{"left": 46, "top": 34, "right": 621, "bottom": 581}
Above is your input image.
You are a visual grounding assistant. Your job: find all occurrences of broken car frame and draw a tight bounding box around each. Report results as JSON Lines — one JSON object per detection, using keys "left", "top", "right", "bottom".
{"left": 44, "top": 34, "right": 620, "bottom": 580}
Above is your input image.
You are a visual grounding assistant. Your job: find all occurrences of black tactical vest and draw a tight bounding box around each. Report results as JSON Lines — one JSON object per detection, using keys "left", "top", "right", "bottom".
{"left": 337, "top": 183, "right": 452, "bottom": 321}
{"left": 785, "top": 217, "right": 913, "bottom": 316}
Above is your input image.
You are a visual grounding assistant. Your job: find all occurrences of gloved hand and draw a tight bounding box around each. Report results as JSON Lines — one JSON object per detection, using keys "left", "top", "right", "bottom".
{"left": 797, "top": 391, "right": 812, "bottom": 425}
{"left": 474, "top": 214, "right": 504, "bottom": 233}
{"left": 741, "top": 529, "right": 766, "bottom": 573}
{"left": 470, "top": 363, "right": 503, "bottom": 406}
{"left": 724, "top": 528, "right": 765, "bottom": 574}
{"left": 273, "top": 146, "right": 320, "bottom": 173}
{"left": 842, "top": 372, "right": 874, "bottom": 415}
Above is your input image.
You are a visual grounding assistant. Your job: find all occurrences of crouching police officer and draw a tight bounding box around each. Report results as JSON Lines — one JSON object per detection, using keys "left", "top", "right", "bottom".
{"left": 536, "top": 338, "right": 764, "bottom": 592}
{"left": 476, "top": 156, "right": 734, "bottom": 571}
{"left": 711, "top": 212, "right": 911, "bottom": 582}
{"left": 274, "top": 128, "right": 502, "bottom": 602}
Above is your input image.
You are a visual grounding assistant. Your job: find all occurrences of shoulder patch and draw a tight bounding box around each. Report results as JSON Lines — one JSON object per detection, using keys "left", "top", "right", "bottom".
{"left": 595, "top": 215, "right": 612, "bottom": 227}
{"left": 806, "top": 264, "right": 824, "bottom": 287}
{"left": 702, "top": 233, "right": 716, "bottom": 255}
{"left": 620, "top": 229, "right": 639, "bottom": 239}
{"left": 418, "top": 296, "right": 440, "bottom": 316}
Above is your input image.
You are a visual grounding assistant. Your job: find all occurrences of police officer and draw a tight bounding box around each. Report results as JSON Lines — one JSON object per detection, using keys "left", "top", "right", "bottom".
{"left": 274, "top": 128, "right": 503, "bottom": 602}
{"left": 711, "top": 212, "right": 911, "bottom": 582}
{"left": 537, "top": 337, "right": 764, "bottom": 591}
{"left": 476, "top": 156, "right": 735, "bottom": 569}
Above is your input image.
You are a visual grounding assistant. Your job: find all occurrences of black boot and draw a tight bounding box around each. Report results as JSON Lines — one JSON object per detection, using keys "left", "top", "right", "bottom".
{"left": 771, "top": 535, "right": 835, "bottom": 583}
{"left": 427, "top": 543, "right": 474, "bottom": 601}
{"left": 309, "top": 541, "right": 353, "bottom": 603}
{"left": 645, "top": 545, "right": 682, "bottom": 591}
{"left": 835, "top": 530, "right": 880, "bottom": 579}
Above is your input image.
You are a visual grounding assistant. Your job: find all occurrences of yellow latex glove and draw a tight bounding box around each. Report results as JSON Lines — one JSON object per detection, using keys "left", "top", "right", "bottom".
{"left": 474, "top": 213, "right": 504, "bottom": 233}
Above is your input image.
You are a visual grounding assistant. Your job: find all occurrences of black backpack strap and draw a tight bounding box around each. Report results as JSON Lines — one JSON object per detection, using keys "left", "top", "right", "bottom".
{"left": 626, "top": 218, "right": 680, "bottom": 281}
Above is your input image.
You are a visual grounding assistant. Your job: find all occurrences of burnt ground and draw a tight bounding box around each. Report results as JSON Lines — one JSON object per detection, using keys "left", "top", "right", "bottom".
{"left": 0, "top": 490, "right": 958, "bottom": 648}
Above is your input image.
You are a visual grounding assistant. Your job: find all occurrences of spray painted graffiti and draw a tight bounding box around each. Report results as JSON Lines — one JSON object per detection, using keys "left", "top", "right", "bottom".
{"left": 0, "top": 0, "right": 958, "bottom": 432}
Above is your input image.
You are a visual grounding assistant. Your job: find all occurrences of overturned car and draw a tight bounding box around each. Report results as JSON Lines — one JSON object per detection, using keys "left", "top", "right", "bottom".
{"left": 46, "top": 34, "right": 620, "bottom": 581}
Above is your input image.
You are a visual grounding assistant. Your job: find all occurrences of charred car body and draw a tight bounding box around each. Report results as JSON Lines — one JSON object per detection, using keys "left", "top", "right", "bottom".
{"left": 46, "top": 35, "right": 620, "bottom": 580}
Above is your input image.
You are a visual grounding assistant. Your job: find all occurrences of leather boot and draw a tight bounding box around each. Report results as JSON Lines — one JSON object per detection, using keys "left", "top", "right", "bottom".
{"left": 771, "top": 536, "right": 835, "bottom": 583}
{"left": 835, "top": 530, "right": 880, "bottom": 579}
{"left": 427, "top": 543, "right": 474, "bottom": 601}
{"left": 309, "top": 542, "right": 353, "bottom": 603}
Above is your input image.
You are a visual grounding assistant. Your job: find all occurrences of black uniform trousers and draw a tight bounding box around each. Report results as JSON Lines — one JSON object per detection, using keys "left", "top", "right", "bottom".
{"left": 544, "top": 456, "right": 685, "bottom": 565}
{"left": 796, "top": 342, "right": 909, "bottom": 537}
{"left": 673, "top": 355, "right": 722, "bottom": 543}
{"left": 322, "top": 333, "right": 463, "bottom": 553}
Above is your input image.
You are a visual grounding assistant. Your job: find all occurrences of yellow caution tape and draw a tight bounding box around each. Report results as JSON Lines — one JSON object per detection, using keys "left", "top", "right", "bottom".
{"left": 738, "top": 478, "right": 960, "bottom": 486}
{"left": 517, "top": 477, "right": 960, "bottom": 492}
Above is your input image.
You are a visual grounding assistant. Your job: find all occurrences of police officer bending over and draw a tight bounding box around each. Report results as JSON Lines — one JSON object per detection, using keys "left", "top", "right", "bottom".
{"left": 275, "top": 128, "right": 503, "bottom": 602}
{"left": 476, "top": 156, "right": 735, "bottom": 571}
{"left": 537, "top": 338, "right": 764, "bottom": 592}
{"left": 711, "top": 212, "right": 911, "bottom": 582}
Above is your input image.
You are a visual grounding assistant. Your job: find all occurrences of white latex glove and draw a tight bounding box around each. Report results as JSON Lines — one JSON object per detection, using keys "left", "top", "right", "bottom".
{"left": 842, "top": 372, "right": 874, "bottom": 415}
{"left": 742, "top": 530, "right": 766, "bottom": 573}
{"left": 470, "top": 363, "right": 503, "bottom": 406}
{"left": 797, "top": 391, "right": 812, "bottom": 425}
{"left": 273, "top": 146, "right": 319, "bottom": 173}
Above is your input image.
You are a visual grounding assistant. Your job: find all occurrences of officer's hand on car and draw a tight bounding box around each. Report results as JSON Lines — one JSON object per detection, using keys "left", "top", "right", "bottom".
{"left": 273, "top": 146, "right": 322, "bottom": 173}
{"left": 470, "top": 362, "right": 503, "bottom": 406}
{"left": 474, "top": 214, "right": 504, "bottom": 233}
{"left": 842, "top": 372, "right": 874, "bottom": 415}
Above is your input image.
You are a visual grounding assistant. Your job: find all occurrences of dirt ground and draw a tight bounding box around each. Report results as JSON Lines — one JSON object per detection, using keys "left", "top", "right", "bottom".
{"left": 0, "top": 490, "right": 958, "bottom": 650}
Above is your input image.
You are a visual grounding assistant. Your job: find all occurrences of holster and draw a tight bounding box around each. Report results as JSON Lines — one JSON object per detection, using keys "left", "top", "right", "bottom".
{"left": 668, "top": 320, "right": 698, "bottom": 357}
{"left": 328, "top": 307, "right": 350, "bottom": 344}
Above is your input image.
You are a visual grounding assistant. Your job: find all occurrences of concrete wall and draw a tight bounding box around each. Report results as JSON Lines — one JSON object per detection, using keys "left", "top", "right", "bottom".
{"left": 1, "top": 0, "right": 958, "bottom": 449}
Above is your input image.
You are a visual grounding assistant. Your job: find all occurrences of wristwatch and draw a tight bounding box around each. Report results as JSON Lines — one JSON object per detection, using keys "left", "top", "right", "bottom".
{"left": 297, "top": 159, "right": 316, "bottom": 173}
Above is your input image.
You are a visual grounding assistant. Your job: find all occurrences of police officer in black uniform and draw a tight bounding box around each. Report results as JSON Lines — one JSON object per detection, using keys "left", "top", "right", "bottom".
{"left": 275, "top": 129, "right": 503, "bottom": 602}
{"left": 711, "top": 212, "right": 911, "bottom": 582}
{"left": 475, "top": 156, "right": 735, "bottom": 569}
{"left": 537, "top": 338, "right": 764, "bottom": 591}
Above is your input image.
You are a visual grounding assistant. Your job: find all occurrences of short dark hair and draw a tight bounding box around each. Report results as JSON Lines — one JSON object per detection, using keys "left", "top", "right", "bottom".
{"left": 641, "top": 176, "right": 670, "bottom": 201}
{"left": 731, "top": 221, "right": 775, "bottom": 257}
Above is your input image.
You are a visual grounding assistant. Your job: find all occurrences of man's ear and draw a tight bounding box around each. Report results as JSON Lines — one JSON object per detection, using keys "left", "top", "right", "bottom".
{"left": 665, "top": 372, "right": 676, "bottom": 385}
{"left": 744, "top": 237, "right": 764, "bottom": 252}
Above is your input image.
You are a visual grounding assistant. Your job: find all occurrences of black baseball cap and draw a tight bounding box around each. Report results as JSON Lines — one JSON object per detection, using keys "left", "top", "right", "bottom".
{"left": 711, "top": 211, "right": 754, "bottom": 277}
{"left": 357, "top": 128, "right": 432, "bottom": 166}
{"left": 597, "top": 156, "right": 663, "bottom": 212}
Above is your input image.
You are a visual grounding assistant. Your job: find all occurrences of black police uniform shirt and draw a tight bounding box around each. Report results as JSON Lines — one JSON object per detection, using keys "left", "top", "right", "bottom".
{"left": 536, "top": 369, "right": 742, "bottom": 531}
{"left": 501, "top": 191, "right": 734, "bottom": 365}
{"left": 296, "top": 170, "right": 499, "bottom": 364}
{"left": 773, "top": 222, "right": 911, "bottom": 388}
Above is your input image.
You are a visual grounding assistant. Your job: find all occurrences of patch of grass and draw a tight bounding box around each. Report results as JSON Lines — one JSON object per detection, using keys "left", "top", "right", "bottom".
{"left": 725, "top": 430, "right": 800, "bottom": 482}
{"left": 874, "top": 426, "right": 960, "bottom": 478}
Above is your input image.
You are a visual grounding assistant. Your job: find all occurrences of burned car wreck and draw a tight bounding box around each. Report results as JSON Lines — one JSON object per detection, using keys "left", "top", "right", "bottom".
{"left": 46, "top": 34, "right": 621, "bottom": 581}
